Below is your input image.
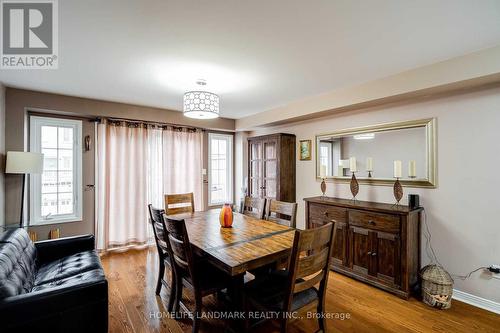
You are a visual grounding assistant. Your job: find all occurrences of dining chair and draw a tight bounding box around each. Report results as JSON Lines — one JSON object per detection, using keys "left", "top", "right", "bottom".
{"left": 265, "top": 199, "right": 298, "bottom": 228}
{"left": 243, "top": 222, "right": 337, "bottom": 333}
{"left": 164, "top": 192, "right": 195, "bottom": 215}
{"left": 162, "top": 214, "right": 231, "bottom": 333}
{"left": 242, "top": 196, "right": 266, "bottom": 219}
{"left": 148, "top": 204, "right": 176, "bottom": 312}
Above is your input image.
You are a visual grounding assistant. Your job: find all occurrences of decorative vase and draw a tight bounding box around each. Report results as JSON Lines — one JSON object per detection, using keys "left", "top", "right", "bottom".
{"left": 393, "top": 178, "right": 403, "bottom": 205}
{"left": 350, "top": 172, "right": 359, "bottom": 200}
{"left": 219, "top": 203, "right": 234, "bottom": 228}
{"left": 320, "top": 178, "right": 327, "bottom": 197}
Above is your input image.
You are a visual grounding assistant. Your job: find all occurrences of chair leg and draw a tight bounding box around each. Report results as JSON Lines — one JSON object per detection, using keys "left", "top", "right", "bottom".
{"left": 317, "top": 304, "right": 326, "bottom": 333}
{"left": 156, "top": 256, "right": 165, "bottom": 295}
{"left": 192, "top": 293, "right": 202, "bottom": 333}
{"left": 279, "top": 318, "right": 288, "bottom": 333}
{"left": 243, "top": 297, "right": 250, "bottom": 333}
{"left": 173, "top": 275, "right": 183, "bottom": 317}
{"left": 167, "top": 267, "right": 176, "bottom": 313}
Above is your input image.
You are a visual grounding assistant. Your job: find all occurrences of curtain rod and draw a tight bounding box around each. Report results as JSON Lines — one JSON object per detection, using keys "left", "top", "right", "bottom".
{"left": 91, "top": 116, "right": 207, "bottom": 131}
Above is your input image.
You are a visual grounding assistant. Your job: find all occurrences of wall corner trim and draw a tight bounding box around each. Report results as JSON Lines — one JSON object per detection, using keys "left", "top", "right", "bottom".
{"left": 452, "top": 289, "right": 500, "bottom": 314}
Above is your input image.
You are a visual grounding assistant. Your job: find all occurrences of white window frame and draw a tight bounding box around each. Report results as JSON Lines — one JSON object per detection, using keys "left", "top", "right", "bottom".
{"left": 208, "top": 133, "right": 233, "bottom": 206}
{"left": 29, "top": 116, "right": 83, "bottom": 225}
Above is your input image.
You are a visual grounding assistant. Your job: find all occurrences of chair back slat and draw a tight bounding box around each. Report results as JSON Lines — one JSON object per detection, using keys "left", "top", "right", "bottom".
{"left": 242, "top": 197, "right": 266, "bottom": 219}
{"left": 169, "top": 237, "right": 190, "bottom": 270}
{"left": 296, "top": 224, "right": 333, "bottom": 252}
{"left": 293, "top": 270, "right": 325, "bottom": 293}
{"left": 165, "top": 193, "right": 195, "bottom": 215}
{"left": 295, "top": 246, "right": 330, "bottom": 279}
{"left": 265, "top": 200, "right": 297, "bottom": 227}
{"left": 148, "top": 204, "right": 168, "bottom": 253}
{"left": 162, "top": 215, "right": 194, "bottom": 277}
{"left": 283, "top": 222, "right": 336, "bottom": 313}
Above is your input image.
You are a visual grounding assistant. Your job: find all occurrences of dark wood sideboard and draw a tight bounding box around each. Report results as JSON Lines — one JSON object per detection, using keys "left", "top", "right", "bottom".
{"left": 304, "top": 196, "right": 423, "bottom": 299}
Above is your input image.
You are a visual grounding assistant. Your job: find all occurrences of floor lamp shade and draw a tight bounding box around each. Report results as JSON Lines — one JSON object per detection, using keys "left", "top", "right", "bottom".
{"left": 6, "top": 152, "right": 44, "bottom": 174}
{"left": 5, "top": 151, "right": 44, "bottom": 228}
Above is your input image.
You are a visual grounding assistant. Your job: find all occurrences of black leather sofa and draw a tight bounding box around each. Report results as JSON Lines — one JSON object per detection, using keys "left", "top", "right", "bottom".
{"left": 0, "top": 228, "right": 108, "bottom": 332}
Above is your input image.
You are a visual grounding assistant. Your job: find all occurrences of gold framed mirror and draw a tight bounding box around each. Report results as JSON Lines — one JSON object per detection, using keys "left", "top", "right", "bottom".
{"left": 315, "top": 118, "right": 436, "bottom": 187}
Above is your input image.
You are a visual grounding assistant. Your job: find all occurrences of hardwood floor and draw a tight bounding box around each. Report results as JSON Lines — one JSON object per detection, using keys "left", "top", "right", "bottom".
{"left": 101, "top": 247, "right": 500, "bottom": 333}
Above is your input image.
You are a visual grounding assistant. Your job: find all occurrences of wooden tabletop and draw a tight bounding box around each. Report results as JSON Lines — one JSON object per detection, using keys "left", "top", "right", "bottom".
{"left": 167, "top": 209, "right": 295, "bottom": 276}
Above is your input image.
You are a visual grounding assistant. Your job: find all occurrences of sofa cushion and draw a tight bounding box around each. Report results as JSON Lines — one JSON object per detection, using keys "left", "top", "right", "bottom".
{"left": 35, "top": 250, "right": 102, "bottom": 286}
{"left": 32, "top": 268, "right": 105, "bottom": 292}
{"left": 0, "top": 229, "right": 37, "bottom": 298}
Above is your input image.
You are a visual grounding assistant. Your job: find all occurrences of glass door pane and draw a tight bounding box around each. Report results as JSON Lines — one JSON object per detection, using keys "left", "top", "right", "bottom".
{"left": 264, "top": 179, "right": 276, "bottom": 198}
{"left": 250, "top": 141, "right": 262, "bottom": 161}
{"left": 264, "top": 141, "right": 276, "bottom": 159}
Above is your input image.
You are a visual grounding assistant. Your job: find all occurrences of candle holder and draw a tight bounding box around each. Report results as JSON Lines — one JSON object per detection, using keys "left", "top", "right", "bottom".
{"left": 350, "top": 172, "right": 359, "bottom": 201}
{"left": 393, "top": 178, "right": 403, "bottom": 206}
{"left": 320, "top": 178, "right": 327, "bottom": 198}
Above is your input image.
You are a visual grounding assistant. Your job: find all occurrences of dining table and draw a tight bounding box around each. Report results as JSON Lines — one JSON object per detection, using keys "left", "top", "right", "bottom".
{"left": 166, "top": 208, "right": 296, "bottom": 331}
{"left": 167, "top": 208, "right": 295, "bottom": 277}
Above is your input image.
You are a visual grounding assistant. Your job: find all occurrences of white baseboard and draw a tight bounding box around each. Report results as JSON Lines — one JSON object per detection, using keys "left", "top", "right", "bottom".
{"left": 452, "top": 289, "right": 500, "bottom": 314}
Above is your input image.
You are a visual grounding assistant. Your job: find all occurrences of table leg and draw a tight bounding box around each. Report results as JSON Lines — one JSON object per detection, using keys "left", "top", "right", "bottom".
{"left": 225, "top": 273, "right": 245, "bottom": 332}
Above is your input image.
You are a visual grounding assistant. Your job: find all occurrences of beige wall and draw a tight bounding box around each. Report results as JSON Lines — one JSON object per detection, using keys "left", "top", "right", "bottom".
{"left": 248, "top": 85, "right": 500, "bottom": 304}
{"left": 0, "top": 84, "right": 5, "bottom": 227}
{"left": 234, "top": 131, "right": 249, "bottom": 209}
{"left": 4, "top": 88, "right": 235, "bottom": 239}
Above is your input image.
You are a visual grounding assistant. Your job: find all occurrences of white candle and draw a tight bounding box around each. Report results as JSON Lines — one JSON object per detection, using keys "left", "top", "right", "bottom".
{"left": 320, "top": 165, "right": 327, "bottom": 178}
{"left": 350, "top": 157, "right": 357, "bottom": 173}
{"left": 366, "top": 157, "right": 373, "bottom": 172}
{"left": 409, "top": 160, "right": 416, "bottom": 178}
{"left": 394, "top": 160, "right": 402, "bottom": 178}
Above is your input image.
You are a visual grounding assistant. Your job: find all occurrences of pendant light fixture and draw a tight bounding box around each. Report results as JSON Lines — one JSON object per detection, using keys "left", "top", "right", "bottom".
{"left": 183, "top": 79, "right": 220, "bottom": 119}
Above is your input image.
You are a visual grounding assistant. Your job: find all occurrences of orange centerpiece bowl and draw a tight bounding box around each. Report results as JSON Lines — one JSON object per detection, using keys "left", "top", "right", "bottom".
{"left": 219, "top": 203, "right": 233, "bottom": 228}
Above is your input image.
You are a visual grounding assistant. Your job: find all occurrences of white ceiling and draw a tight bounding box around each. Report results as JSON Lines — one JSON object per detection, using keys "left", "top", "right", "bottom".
{"left": 1, "top": 0, "right": 500, "bottom": 119}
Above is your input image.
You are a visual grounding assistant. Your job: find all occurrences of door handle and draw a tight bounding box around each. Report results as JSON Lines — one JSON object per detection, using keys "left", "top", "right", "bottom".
{"left": 85, "top": 184, "right": 95, "bottom": 191}
{"left": 371, "top": 252, "right": 377, "bottom": 256}
{"left": 368, "top": 220, "right": 376, "bottom": 225}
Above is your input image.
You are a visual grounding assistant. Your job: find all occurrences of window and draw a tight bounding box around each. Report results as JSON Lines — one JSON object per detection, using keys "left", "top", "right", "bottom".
{"left": 30, "top": 116, "right": 83, "bottom": 225}
{"left": 319, "top": 141, "right": 333, "bottom": 175}
{"left": 208, "top": 133, "right": 233, "bottom": 206}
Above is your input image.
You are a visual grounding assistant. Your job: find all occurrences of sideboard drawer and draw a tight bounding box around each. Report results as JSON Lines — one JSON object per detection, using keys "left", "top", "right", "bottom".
{"left": 309, "top": 203, "right": 347, "bottom": 225}
{"left": 349, "top": 210, "right": 400, "bottom": 233}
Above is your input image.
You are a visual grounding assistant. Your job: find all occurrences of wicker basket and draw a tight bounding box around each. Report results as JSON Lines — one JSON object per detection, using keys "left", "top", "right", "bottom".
{"left": 420, "top": 265, "right": 453, "bottom": 309}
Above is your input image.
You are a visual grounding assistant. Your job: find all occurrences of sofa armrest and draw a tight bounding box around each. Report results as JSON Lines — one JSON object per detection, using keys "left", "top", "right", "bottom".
{"left": 35, "top": 234, "right": 95, "bottom": 264}
{"left": 0, "top": 279, "right": 108, "bottom": 332}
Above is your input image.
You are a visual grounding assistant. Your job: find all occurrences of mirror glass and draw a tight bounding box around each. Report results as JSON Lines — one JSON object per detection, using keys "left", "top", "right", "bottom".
{"left": 316, "top": 119, "right": 436, "bottom": 187}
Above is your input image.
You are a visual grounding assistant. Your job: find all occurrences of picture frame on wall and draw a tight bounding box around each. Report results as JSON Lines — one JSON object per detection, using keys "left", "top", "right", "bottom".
{"left": 299, "top": 140, "right": 312, "bottom": 160}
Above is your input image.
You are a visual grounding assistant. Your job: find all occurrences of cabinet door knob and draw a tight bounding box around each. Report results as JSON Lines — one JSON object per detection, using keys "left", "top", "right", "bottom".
{"left": 371, "top": 252, "right": 377, "bottom": 256}
{"left": 368, "top": 220, "right": 375, "bottom": 225}
{"left": 367, "top": 251, "right": 372, "bottom": 255}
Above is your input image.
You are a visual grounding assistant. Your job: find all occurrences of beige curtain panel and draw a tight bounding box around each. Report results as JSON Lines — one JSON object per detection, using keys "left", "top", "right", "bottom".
{"left": 95, "top": 120, "right": 202, "bottom": 252}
